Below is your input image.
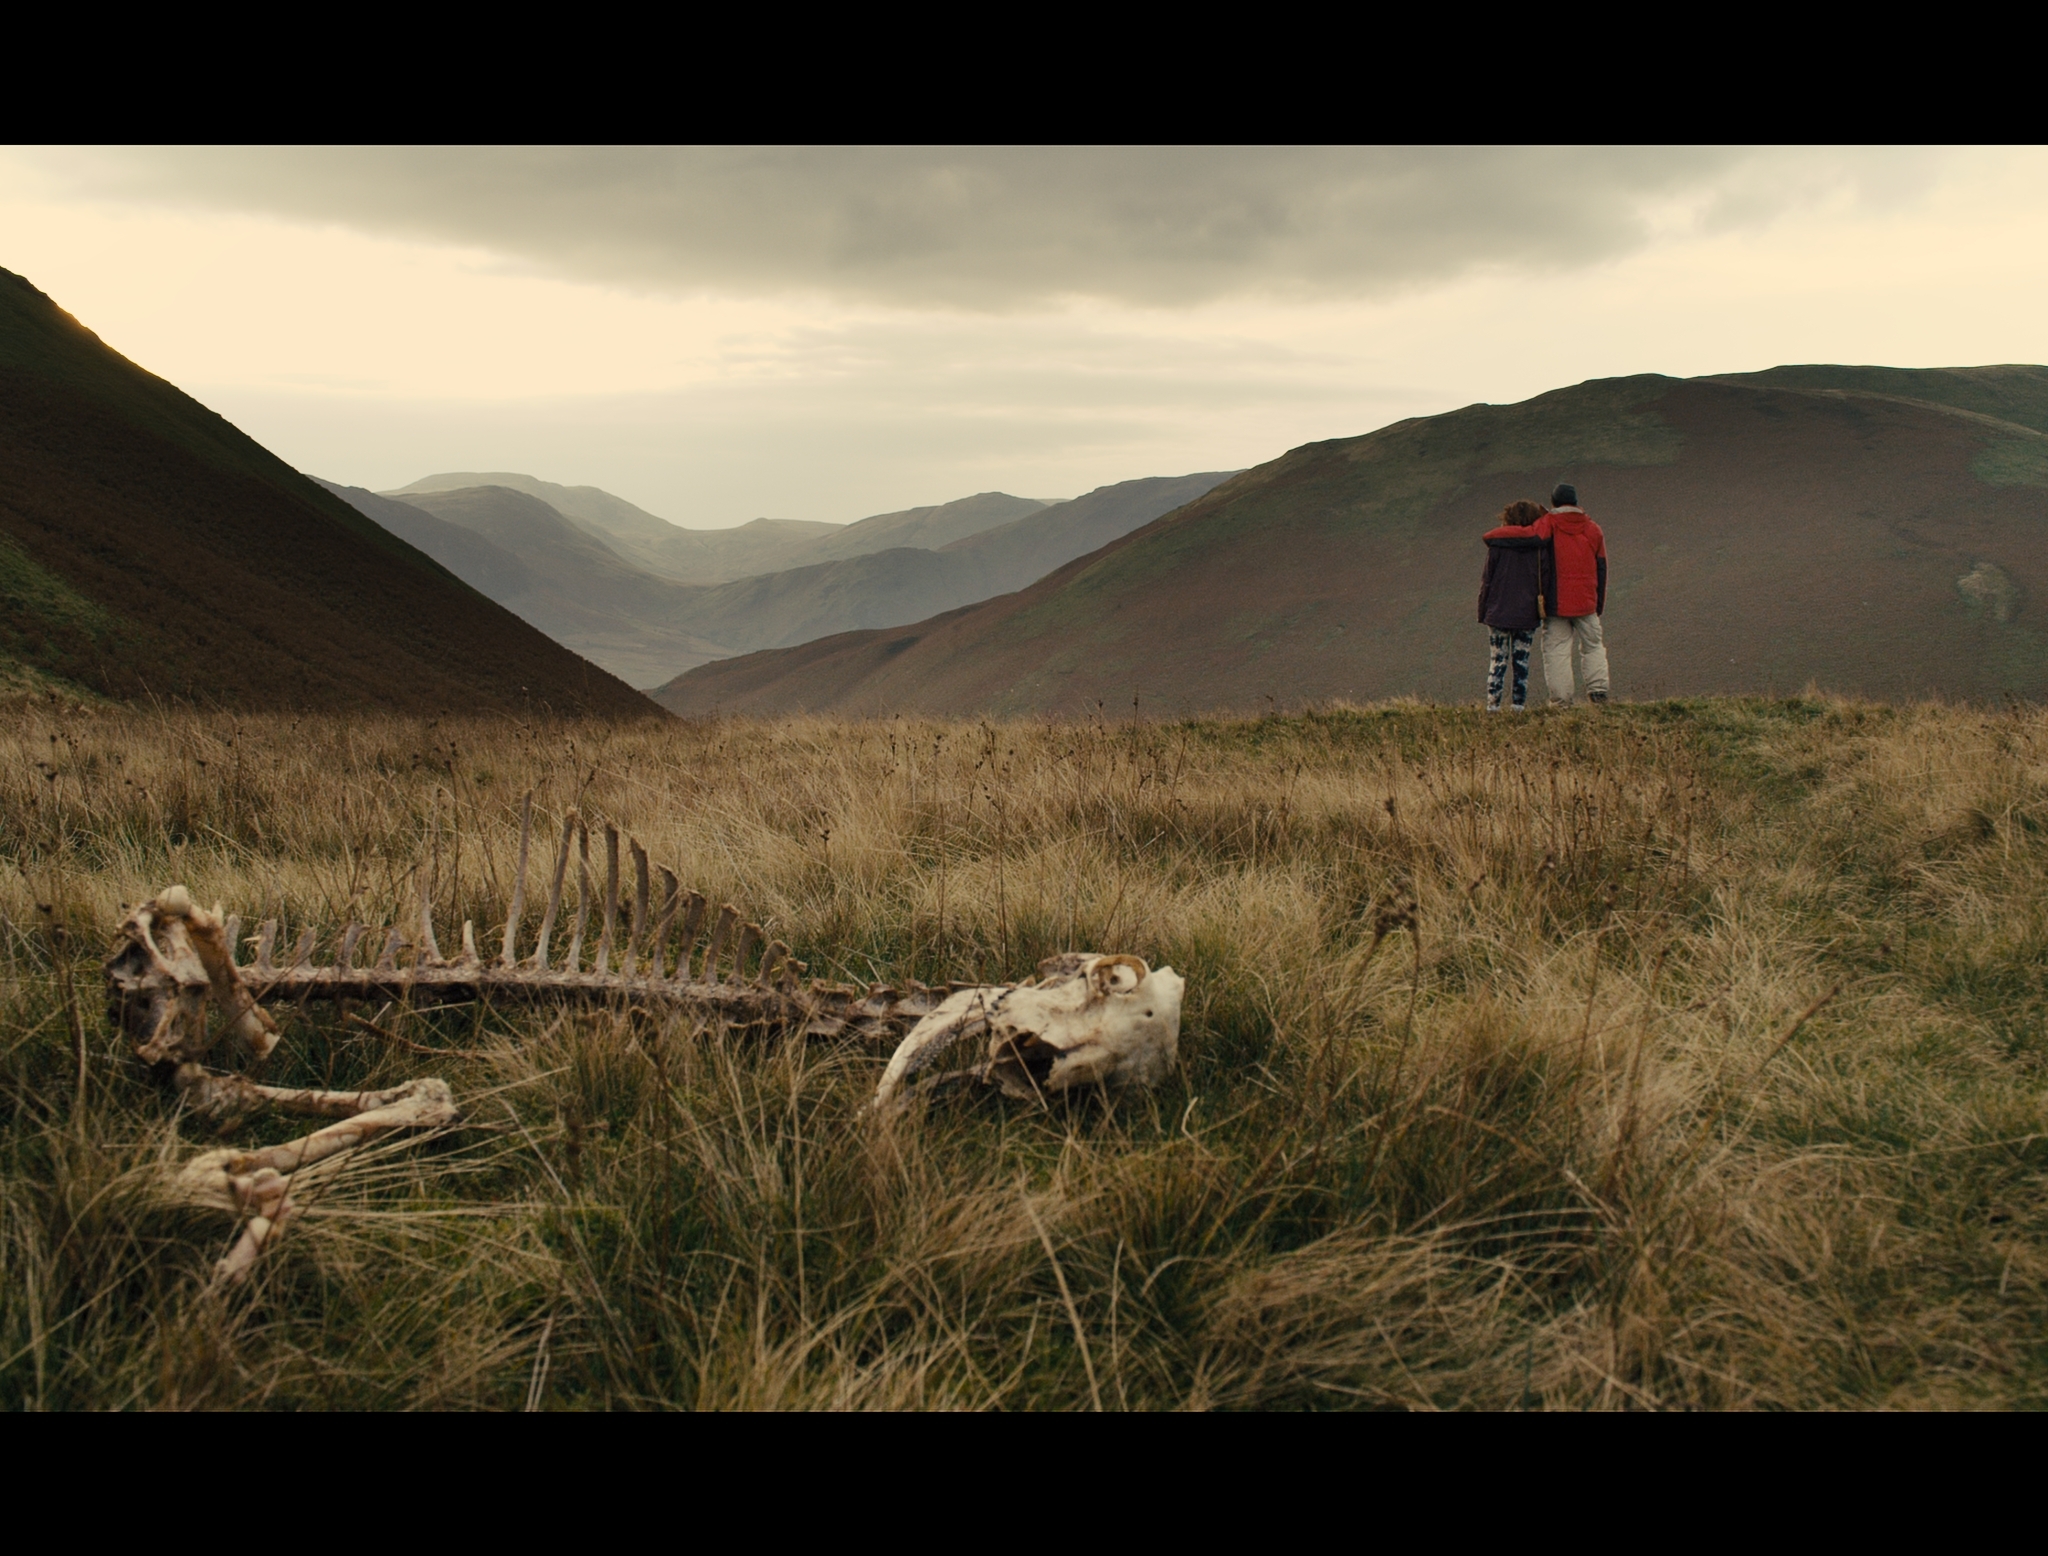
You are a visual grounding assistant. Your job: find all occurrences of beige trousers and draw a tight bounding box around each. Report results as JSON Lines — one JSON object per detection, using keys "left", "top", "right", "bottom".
{"left": 1540, "top": 614, "right": 1609, "bottom": 705}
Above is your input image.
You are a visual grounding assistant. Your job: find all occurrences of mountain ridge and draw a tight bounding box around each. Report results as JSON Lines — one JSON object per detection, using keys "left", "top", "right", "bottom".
{"left": 327, "top": 473, "right": 1231, "bottom": 685}
{"left": 383, "top": 473, "right": 1057, "bottom": 585}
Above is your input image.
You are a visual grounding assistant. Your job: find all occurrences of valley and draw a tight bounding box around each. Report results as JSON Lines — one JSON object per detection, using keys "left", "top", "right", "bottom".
{"left": 331, "top": 471, "right": 1234, "bottom": 687}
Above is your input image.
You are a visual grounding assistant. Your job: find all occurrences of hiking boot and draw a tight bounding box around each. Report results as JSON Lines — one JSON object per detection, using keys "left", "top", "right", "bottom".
{"left": 1589, "top": 691, "right": 1609, "bottom": 706}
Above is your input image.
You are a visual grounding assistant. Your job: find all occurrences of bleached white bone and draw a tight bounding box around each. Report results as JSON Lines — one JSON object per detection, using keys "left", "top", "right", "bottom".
{"left": 109, "top": 849, "right": 1187, "bottom": 1282}
{"left": 106, "top": 890, "right": 279, "bottom": 1066}
{"left": 871, "top": 952, "right": 1184, "bottom": 1109}
{"left": 168, "top": 1074, "right": 459, "bottom": 1283}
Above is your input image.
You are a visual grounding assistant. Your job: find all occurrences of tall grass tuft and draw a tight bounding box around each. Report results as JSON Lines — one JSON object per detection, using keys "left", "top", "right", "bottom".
{"left": 2, "top": 693, "right": 2045, "bottom": 1408}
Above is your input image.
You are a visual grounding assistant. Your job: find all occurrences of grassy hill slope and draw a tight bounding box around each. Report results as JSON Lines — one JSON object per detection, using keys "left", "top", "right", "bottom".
{"left": 654, "top": 369, "right": 2048, "bottom": 716}
{"left": 0, "top": 268, "right": 651, "bottom": 715}
{"left": 1717, "top": 364, "right": 2048, "bottom": 432}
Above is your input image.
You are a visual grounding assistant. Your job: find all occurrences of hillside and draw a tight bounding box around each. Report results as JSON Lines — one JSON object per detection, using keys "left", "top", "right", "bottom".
{"left": 383, "top": 469, "right": 829, "bottom": 583}
{"left": 798, "top": 492, "right": 1056, "bottom": 562}
{"left": 643, "top": 474, "right": 1235, "bottom": 654}
{"left": 373, "top": 485, "right": 728, "bottom": 689}
{"left": 383, "top": 475, "right": 1051, "bottom": 585}
{"left": 333, "top": 474, "right": 1229, "bottom": 685}
{"left": 0, "top": 268, "right": 651, "bottom": 715}
{"left": 939, "top": 473, "right": 1238, "bottom": 591}
{"left": 312, "top": 480, "right": 534, "bottom": 600}
{"left": 654, "top": 367, "right": 2048, "bottom": 716}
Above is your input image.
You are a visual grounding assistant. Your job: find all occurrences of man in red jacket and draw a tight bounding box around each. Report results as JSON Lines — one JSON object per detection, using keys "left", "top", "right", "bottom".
{"left": 1533, "top": 483, "right": 1609, "bottom": 706}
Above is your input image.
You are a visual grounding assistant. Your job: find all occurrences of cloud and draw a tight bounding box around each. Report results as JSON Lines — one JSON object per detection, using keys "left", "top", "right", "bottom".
{"left": 18, "top": 145, "right": 1940, "bottom": 310}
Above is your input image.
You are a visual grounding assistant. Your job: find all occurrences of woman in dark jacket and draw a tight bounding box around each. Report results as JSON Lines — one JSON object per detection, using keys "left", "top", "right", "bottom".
{"left": 1477, "top": 498, "right": 1550, "bottom": 711}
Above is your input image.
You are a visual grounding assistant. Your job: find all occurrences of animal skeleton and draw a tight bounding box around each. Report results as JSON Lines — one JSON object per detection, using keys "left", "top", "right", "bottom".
{"left": 102, "top": 799, "right": 1183, "bottom": 1281}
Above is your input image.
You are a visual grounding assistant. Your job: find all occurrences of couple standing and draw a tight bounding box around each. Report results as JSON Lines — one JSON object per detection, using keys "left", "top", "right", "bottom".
{"left": 1476, "top": 481, "right": 1610, "bottom": 711}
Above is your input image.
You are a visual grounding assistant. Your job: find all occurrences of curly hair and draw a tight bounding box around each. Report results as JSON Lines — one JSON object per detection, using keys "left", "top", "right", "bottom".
{"left": 1497, "top": 499, "right": 1545, "bottom": 527}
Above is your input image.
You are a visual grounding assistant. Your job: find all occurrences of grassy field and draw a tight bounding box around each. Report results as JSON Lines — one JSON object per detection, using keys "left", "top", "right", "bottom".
{"left": 3, "top": 693, "right": 2045, "bottom": 1409}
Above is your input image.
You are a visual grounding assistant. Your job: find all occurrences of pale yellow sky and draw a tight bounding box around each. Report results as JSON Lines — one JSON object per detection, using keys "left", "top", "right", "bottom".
{"left": 4, "top": 146, "right": 2046, "bottom": 527}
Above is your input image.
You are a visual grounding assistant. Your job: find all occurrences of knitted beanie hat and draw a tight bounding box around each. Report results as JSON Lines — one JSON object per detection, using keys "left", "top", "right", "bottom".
{"left": 1551, "top": 483, "right": 1578, "bottom": 507}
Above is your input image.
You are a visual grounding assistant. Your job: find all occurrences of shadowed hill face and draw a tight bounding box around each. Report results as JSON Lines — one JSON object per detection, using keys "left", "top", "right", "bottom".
{"left": 373, "top": 485, "right": 729, "bottom": 690}
{"left": 0, "top": 268, "right": 653, "bottom": 715}
{"left": 648, "top": 472, "right": 1238, "bottom": 656}
{"left": 313, "top": 480, "right": 534, "bottom": 601}
{"left": 653, "top": 368, "right": 2048, "bottom": 716}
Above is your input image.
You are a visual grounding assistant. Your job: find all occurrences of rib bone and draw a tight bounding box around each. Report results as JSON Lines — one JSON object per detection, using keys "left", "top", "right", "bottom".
{"left": 674, "top": 891, "right": 707, "bottom": 980}
{"left": 705, "top": 904, "right": 738, "bottom": 983}
{"left": 624, "top": 840, "right": 649, "bottom": 976}
{"left": 501, "top": 789, "right": 532, "bottom": 968}
{"left": 649, "top": 867, "right": 681, "bottom": 980}
{"left": 596, "top": 823, "right": 620, "bottom": 974}
{"left": 533, "top": 813, "right": 574, "bottom": 971}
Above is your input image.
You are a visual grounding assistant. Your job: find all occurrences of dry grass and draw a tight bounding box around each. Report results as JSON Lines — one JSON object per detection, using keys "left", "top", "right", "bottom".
{"left": 3, "top": 692, "right": 2045, "bottom": 1409}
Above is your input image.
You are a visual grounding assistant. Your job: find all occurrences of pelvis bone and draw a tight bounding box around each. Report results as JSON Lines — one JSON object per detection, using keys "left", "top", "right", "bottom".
{"left": 871, "top": 952, "right": 1185, "bottom": 1109}
{"left": 104, "top": 884, "right": 279, "bottom": 1067}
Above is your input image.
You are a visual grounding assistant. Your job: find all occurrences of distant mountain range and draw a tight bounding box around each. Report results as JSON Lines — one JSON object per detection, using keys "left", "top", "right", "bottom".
{"left": 0, "top": 267, "right": 650, "bottom": 715}
{"left": 651, "top": 365, "right": 2048, "bottom": 715}
{"left": 326, "top": 473, "right": 1236, "bottom": 687}
{"left": 313, "top": 481, "right": 730, "bottom": 690}
{"left": 633, "top": 475, "right": 1235, "bottom": 668}
{"left": 383, "top": 473, "right": 1060, "bottom": 584}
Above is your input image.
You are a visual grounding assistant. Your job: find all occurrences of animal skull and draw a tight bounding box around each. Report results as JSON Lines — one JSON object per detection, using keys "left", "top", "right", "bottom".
{"left": 871, "top": 952, "right": 1185, "bottom": 1108}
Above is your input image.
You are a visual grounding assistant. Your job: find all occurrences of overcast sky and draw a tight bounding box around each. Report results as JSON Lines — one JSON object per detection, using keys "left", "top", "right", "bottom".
{"left": 4, "top": 145, "right": 2045, "bottom": 527}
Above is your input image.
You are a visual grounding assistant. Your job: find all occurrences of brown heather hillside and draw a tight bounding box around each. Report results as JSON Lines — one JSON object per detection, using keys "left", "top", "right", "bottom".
{"left": 654, "top": 369, "right": 2048, "bottom": 717}
{"left": 0, "top": 268, "right": 653, "bottom": 717}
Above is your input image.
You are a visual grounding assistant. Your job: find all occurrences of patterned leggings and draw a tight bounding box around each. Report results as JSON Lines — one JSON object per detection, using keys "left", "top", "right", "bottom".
{"left": 1486, "top": 628, "right": 1534, "bottom": 711}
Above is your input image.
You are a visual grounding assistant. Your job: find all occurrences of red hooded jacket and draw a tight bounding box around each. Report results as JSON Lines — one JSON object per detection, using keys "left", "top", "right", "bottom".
{"left": 1534, "top": 507, "right": 1606, "bottom": 618}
